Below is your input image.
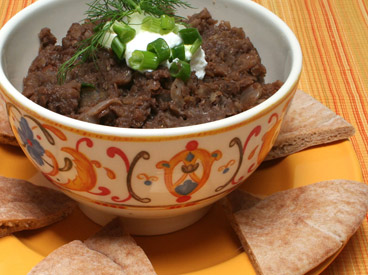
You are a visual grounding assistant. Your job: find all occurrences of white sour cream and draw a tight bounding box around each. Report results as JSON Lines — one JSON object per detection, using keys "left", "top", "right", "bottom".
{"left": 102, "top": 14, "right": 207, "bottom": 79}
{"left": 124, "top": 30, "right": 182, "bottom": 62}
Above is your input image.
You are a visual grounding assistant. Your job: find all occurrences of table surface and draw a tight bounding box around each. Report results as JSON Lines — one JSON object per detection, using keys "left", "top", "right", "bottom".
{"left": 1, "top": 0, "right": 367, "bottom": 274}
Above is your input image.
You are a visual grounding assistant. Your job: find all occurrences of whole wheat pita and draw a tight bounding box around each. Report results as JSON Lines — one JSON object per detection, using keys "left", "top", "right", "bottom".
{"left": 266, "top": 90, "right": 355, "bottom": 160}
{"left": 0, "top": 101, "right": 17, "bottom": 146}
{"left": 28, "top": 240, "right": 125, "bottom": 275}
{"left": 223, "top": 189, "right": 261, "bottom": 213}
{"left": 85, "top": 217, "right": 157, "bottom": 275}
{"left": 0, "top": 176, "right": 76, "bottom": 237}
{"left": 226, "top": 180, "right": 368, "bottom": 275}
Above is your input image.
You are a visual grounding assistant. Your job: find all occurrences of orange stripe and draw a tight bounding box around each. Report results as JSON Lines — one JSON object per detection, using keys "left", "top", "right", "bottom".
{"left": 359, "top": 221, "right": 368, "bottom": 268}
{"left": 304, "top": 0, "right": 368, "bottom": 184}
{"left": 1, "top": 0, "right": 37, "bottom": 27}
{"left": 320, "top": 2, "right": 360, "bottom": 118}
{"left": 304, "top": 0, "right": 339, "bottom": 108}
{"left": 352, "top": 230, "right": 364, "bottom": 274}
{"left": 325, "top": 0, "right": 368, "bottom": 123}
{"left": 3, "top": 0, "right": 13, "bottom": 25}
{"left": 322, "top": 0, "right": 368, "bottom": 180}
{"left": 357, "top": 0, "right": 368, "bottom": 26}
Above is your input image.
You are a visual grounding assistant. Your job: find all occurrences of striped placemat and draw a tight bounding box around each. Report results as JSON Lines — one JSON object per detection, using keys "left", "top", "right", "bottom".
{"left": 1, "top": 0, "right": 367, "bottom": 274}
{"left": 256, "top": 1, "right": 368, "bottom": 273}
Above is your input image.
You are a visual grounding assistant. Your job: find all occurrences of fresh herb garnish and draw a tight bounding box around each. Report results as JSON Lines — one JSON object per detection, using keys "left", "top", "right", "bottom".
{"left": 57, "top": 0, "right": 193, "bottom": 83}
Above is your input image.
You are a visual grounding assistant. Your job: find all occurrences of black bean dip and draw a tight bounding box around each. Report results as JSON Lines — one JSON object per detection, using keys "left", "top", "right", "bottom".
{"left": 23, "top": 9, "right": 282, "bottom": 128}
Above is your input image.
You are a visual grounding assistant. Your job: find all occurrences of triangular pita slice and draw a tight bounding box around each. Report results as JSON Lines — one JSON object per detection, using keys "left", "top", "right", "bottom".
{"left": 0, "top": 101, "right": 17, "bottom": 146}
{"left": 85, "top": 217, "right": 157, "bottom": 274}
{"left": 226, "top": 180, "right": 368, "bottom": 275}
{"left": 28, "top": 240, "right": 125, "bottom": 275}
{"left": 222, "top": 189, "right": 261, "bottom": 213}
{"left": 266, "top": 90, "right": 355, "bottom": 160}
{"left": 0, "top": 176, "right": 76, "bottom": 237}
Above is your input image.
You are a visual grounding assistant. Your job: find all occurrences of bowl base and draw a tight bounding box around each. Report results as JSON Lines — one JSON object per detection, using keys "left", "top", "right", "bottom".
{"left": 79, "top": 203, "right": 212, "bottom": 235}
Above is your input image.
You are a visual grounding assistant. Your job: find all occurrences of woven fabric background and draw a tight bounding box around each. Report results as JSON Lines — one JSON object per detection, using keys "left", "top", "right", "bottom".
{"left": 1, "top": 0, "right": 367, "bottom": 274}
{"left": 252, "top": 2, "right": 368, "bottom": 273}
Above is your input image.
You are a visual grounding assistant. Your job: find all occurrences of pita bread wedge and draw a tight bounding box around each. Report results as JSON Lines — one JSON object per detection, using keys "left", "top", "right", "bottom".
{"left": 85, "top": 218, "right": 156, "bottom": 275}
{"left": 226, "top": 180, "right": 368, "bottom": 275}
{"left": 223, "top": 189, "right": 261, "bottom": 213}
{"left": 0, "top": 176, "right": 76, "bottom": 237}
{"left": 266, "top": 90, "right": 355, "bottom": 160}
{"left": 28, "top": 240, "right": 125, "bottom": 275}
{"left": 0, "top": 101, "right": 17, "bottom": 146}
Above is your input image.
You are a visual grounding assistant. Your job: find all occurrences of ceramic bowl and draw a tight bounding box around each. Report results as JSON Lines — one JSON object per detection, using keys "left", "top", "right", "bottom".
{"left": 0, "top": 0, "right": 302, "bottom": 235}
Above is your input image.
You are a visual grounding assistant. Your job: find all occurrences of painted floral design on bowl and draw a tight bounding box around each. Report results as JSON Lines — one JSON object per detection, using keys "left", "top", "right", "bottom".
{"left": 3, "top": 89, "right": 294, "bottom": 211}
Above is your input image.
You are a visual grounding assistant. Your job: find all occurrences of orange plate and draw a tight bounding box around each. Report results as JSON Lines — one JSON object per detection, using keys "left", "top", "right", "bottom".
{"left": 0, "top": 139, "right": 363, "bottom": 274}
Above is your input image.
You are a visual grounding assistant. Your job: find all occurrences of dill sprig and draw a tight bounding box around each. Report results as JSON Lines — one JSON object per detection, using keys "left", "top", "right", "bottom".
{"left": 57, "top": 0, "right": 193, "bottom": 83}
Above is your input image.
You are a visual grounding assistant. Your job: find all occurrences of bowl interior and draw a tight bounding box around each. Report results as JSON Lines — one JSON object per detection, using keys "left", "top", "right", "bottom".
{"left": 2, "top": 0, "right": 296, "bottom": 93}
{"left": 2, "top": 0, "right": 87, "bottom": 90}
{"left": 0, "top": 0, "right": 301, "bottom": 136}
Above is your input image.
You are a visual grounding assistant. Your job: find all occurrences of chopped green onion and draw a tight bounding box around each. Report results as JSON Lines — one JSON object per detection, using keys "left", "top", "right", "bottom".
{"left": 81, "top": 82, "right": 95, "bottom": 88}
{"left": 171, "top": 43, "right": 186, "bottom": 61}
{"left": 190, "top": 38, "right": 202, "bottom": 55}
{"left": 172, "top": 24, "right": 180, "bottom": 34}
{"left": 99, "top": 31, "right": 116, "bottom": 48}
{"left": 147, "top": 38, "right": 170, "bottom": 63}
{"left": 178, "top": 28, "right": 202, "bottom": 44}
{"left": 112, "top": 21, "right": 136, "bottom": 43}
{"left": 170, "top": 59, "right": 191, "bottom": 81}
{"left": 160, "top": 15, "right": 176, "bottom": 34}
{"left": 141, "top": 16, "right": 162, "bottom": 33}
{"left": 111, "top": 37, "right": 126, "bottom": 59}
{"left": 128, "top": 50, "right": 159, "bottom": 71}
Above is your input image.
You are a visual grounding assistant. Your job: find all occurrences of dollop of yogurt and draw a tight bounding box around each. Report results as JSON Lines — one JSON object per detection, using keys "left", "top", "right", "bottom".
{"left": 103, "top": 13, "right": 207, "bottom": 79}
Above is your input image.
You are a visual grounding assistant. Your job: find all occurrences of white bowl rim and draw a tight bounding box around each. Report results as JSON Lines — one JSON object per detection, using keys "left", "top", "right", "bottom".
{"left": 0, "top": 0, "right": 302, "bottom": 138}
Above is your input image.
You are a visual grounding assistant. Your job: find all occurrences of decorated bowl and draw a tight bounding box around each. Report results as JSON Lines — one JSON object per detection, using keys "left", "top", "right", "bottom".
{"left": 0, "top": 0, "right": 302, "bottom": 235}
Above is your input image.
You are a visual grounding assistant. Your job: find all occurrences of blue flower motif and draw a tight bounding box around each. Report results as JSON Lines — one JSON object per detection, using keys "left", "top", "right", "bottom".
{"left": 144, "top": 180, "right": 152, "bottom": 186}
{"left": 17, "top": 117, "right": 45, "bottom": 166}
